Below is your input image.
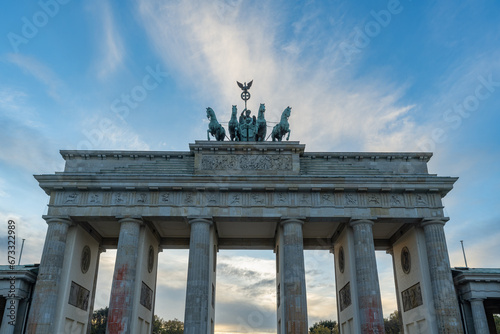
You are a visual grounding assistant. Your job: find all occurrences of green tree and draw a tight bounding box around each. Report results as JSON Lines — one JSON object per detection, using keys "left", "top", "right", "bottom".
{"left": 152, "top": 316, "right": 184, "bottom": 334}
{"left": 309, "top": 320, "right": 339, "bottom": 334}
{"left": 384, "top": 310, "right": 402, "bottom": 334}
{"left": 310, "top": 325, "right": 331, "bottom": 334}
{"left": 494, "top": 314, "right": 500, "bottom": 333}
{"left": 90, "top": 307, "right": 108, "bottom": 334}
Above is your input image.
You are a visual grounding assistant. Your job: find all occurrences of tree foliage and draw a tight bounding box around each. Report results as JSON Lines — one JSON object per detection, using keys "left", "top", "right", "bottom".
{"left": 494, "top": 314, "right": 500, "bottom": 333}
{"left": 153, "top": 316, "right": 184, "bottom": 334}
{"left": 90, "top": 307, "right": 183, "bottom": 334}
{"left": 384, "top": 310, "right": 402, "bottom": 334}
{"left": 309, "top": 311, "right": 402, "bottom": 334}
{"left": 309, "top": 320, "right": 339, "bottom": 334}
{"left": 90, "top": 307, "right": 108, "bottom": 334}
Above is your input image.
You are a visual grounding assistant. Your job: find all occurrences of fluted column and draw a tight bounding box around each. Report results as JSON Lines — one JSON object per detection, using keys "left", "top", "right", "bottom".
{"left": 421, "top": 219, "right": 463, "bottom": 333}
{"left": 184, "top": 218, "right": 213, "bottom": 334}
{"left": 281, "top": 218, "right": 308, "bottom": 334}
{"left": 350, "top": 219, "right": 384, "bottom": 333}
{"left": 470, "top": 298, "right": 488, "bottom": 334}
{"left": 106, "top": 218, "right": 143, "bottom": 334}
{"left": 27, "top": 216, "right": 73, "bottom": 334}
{"left": 0, "top": 297, "right": 20, "bottom": 334}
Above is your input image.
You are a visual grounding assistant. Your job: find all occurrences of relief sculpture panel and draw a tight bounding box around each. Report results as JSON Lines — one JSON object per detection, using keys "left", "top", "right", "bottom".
{"left": 201, "top": 154, "right": 292, "bottom": 171}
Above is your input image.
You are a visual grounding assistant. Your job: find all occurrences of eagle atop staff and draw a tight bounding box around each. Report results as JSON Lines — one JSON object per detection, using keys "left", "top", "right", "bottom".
{"left": 237, "top": 80, "right": 253, "bottom": 109}
{"left": 237, "top": 80, "right": 253, "bottom": 91}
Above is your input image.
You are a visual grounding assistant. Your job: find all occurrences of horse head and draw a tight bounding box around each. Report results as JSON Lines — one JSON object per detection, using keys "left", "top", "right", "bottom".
{"left": 282, "top": 106, "right": 291, "bottom": 120}
{"left": 206, "top": 107, "right": 215, "bottom": 121}
{"left": 258, "top": 103, "right": 265, "bottom": 119}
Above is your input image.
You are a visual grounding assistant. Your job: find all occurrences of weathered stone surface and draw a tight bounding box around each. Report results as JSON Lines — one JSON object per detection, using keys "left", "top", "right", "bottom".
{"left": 29, "top": 141, "right": 464, "bottom": 333}
{"left": 106, "top": 218, "right": 142, "bottom": 334}
{"left": 470, "top": 298, "right": 489, "bottom": 334}
{"left": 184, "top": 218, "right": 213, "bottom": 334}
{"left": 281, "top": 219, "right": 308, "bottom": 334}
{"left": 26, "top": 217, "right": 73, "bottom": 334}
{"left": 350, "top": 219, "right": 385, "bottom": 333}
{"left": 422, "top": 220, "right": 464, "bottom": 333}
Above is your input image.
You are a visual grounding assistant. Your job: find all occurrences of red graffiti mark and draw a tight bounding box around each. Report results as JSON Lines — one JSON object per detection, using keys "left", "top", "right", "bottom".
{"left": 108, "top": 308, "right": 124, "bottom": 334}
{"left": 116, "top": 263, "right": 128, "bottom": 280}
{"left": 360, "top": 296, "right": 384, "bottom": 333}
{"left": 107, "top": 264, "right": 130, "bottom": 334}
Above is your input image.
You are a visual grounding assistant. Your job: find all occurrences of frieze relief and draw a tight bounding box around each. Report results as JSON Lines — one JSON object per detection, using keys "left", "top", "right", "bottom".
{"left": 159, "top": 192, "right": 173, "bottom": 204}
{"left": 54, "top": 190, "right": 436, "bottom": 210}
{"left": 390, "top": 194, "right": 403, "bottom": 207}
{"left": 251, "top": 193, "right": 266, "bottom": 206}
{"left": 228, "top": 193, "right": 242, "bottom": 206}
{"left": 136, "top": 192, "right": 149, "bottom": 204}
{"left": 275, "top": 192, "right": 289, "bottom": 206}
{"left": 415, "top": 194, "right": 428, "bottom": 207}
{"left": 201, "top": 154, "right": 292, "bottom": 171}
{"left": 65, "top": 192, "right": 79, "bottom": 204}
{"left": 205, "top": 192, "right": 219, "bottom": 205}
{"left": 183, "top": 192, "right": 196, "bottom": 205}
{"left": 367, "top": 194, "right": 381, "bottom": 206}
{"left": 88, "top": 193, "right": 102, "bottom": 204}
{"left": 299, "top": 193, "right": 311, "bottom": 205}
{"left": 344, "top": 193, "right": 358, "bottom": 206}
{"left": 113, "top": 192, "right": 128, "bottom": 205}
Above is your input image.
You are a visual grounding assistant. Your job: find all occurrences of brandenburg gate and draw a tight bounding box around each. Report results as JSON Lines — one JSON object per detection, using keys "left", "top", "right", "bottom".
{"left": 26, "top": 140, "right": 464, "bottom": 333}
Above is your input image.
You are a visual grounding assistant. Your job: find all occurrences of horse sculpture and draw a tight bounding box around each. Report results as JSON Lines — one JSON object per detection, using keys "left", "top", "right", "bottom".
{"left": 256, "top": 103, "right": 267, "bottom": 142}
{"left": 206, "top": 107, "right": 226, "bottom": 141}
{"left": 228, "top": 105, "right": 240, "bottom": 141}
{"left": 271, "top": 106, "right": 291, "bottom": 141}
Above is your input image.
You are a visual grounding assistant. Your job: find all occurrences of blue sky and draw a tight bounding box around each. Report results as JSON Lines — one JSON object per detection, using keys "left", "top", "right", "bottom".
{"left": 1, "top": 0, "right": 500, "bottom": 332}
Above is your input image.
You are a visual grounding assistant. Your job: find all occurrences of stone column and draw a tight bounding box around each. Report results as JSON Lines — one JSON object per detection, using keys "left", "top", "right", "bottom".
{"left": 470, "top": 298, "right": 489, "bottom": 334}
{"left": 26, "top": 216, "right": 73, "bottom": 334}
{"left": 184, "top": 218, "right": 213, "bottom": 334}
{"left": 0, "top": 297, "right": 20, "bottom": 334}
{"left": 421, "top": 219, "right": 463, "bottom": 333}
{"left": 281, "top": 218, "right": 308, "bottom": 334}
{"left": 350, "top": 219, "right": 385, "bottom": 333}
{"left": 106, "top": 218, "right": 143, "bottom": 334}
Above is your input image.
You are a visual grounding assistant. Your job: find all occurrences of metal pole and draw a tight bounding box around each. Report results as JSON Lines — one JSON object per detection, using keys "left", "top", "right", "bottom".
{"left": 460, "top": 240, "right": 468, "bottom": 268}
{"left": 18, "top": 238, "right": 25, "bottom": 265}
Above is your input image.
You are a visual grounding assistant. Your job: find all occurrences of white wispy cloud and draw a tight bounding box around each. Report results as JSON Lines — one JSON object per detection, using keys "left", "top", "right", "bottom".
{"left": 5, "top": 53, "right": 66, "bottom": 101}
{"left": 0, "top": 88, "right": 44, "bottom": 129}
{"left": 78, "top": 113, "right": 150, "bottom": 150}
{"left": 92, "top": 0, "right": 125, "bottom": 79}
{"left": 0, "top": 117, "right": 62, "bottom": 173}
{"left": 137, "top": 0, "right": 424, "bottom": 153}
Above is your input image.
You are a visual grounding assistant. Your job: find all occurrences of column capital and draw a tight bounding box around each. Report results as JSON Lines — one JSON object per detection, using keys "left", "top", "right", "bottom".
{"left": 420, "top": 217, "right": 449, "bottom": 227}
{"left": 42, "top": 215, "right": 74, "bottom": 226}
{"left": 469, "top": 297, "right": 485, "bottom": 302}
{"left": 349, "top": 218, "right": 374, "bottom": 227}
{"left": 116, "top": 216, "right": 144, "bottom": 225}
{"left": 280, "top": 217, "right": 305, "bottom": 226}
{"left": 187, "top": 217, "right": 213, "bottom": 226}
{"left": 2, "top": 294, "right": 22, "bottom": 301}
